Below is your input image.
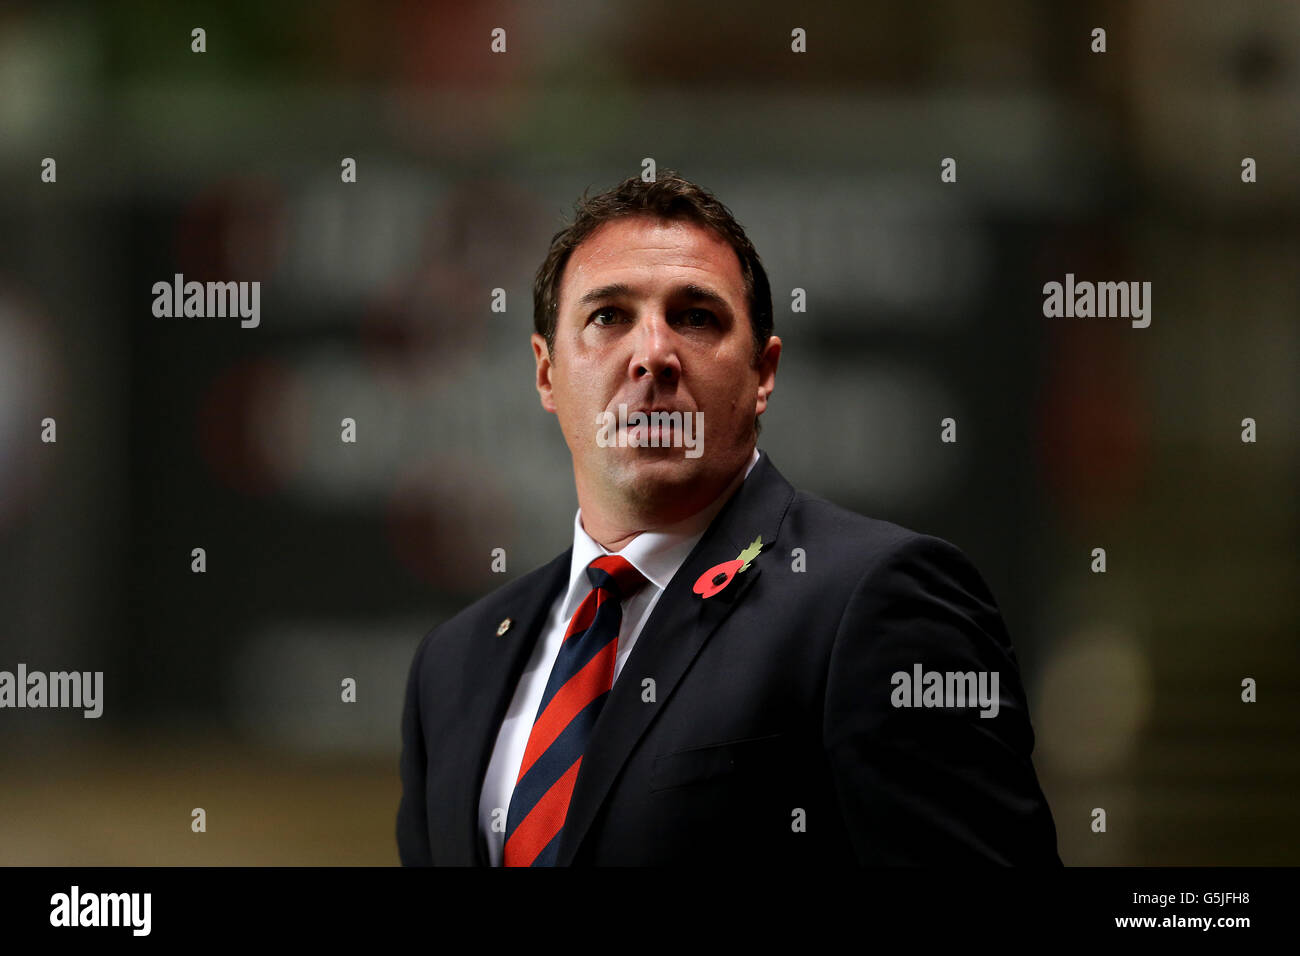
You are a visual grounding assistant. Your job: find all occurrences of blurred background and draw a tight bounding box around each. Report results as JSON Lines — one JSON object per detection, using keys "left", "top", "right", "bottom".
{"left": 0, "top": 0, "right": 1295, "bottom": 865}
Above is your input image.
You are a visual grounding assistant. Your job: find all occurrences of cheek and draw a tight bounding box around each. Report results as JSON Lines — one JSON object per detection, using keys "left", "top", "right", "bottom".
{"left": 552, "top": 370, "right": 599, "bottom": 432}
{"left": 568, "top": 360, "right": 617, "bottom": 402}
{"left": 705, "top": 365, "right": 754, "bottom": 411}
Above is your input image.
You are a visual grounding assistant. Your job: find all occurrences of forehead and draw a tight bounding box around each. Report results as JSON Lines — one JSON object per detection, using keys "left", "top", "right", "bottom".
{"left": 558, "top": 216, "right": 744, "bottom": 312}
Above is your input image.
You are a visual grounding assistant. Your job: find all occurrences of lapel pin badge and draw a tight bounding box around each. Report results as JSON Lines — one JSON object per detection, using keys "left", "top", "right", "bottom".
{"left": 496, "top": 617, "right": 512, "bottom": 636}
{"left": 693, "top": 535, "right": 764, "bottom": 600}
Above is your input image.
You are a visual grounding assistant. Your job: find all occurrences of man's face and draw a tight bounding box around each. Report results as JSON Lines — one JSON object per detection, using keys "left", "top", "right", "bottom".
{"left": 532, "top": 215, "right": 780, "bottom": 523}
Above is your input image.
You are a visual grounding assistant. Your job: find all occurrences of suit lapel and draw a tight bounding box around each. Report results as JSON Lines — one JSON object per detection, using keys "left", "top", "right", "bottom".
{"left": 430, "top": 547, "right": 571, "bottom": 866}
{"left": 555, "top": 453, "right": 796, "bottom": 865}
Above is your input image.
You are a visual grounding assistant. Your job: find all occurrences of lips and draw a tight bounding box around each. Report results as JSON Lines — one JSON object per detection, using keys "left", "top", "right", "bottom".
{"left": 622, "top": 409, "right": 689, "bottom": 436}
{"left": 621, "top": 406, "right": 691, "bottom": 419}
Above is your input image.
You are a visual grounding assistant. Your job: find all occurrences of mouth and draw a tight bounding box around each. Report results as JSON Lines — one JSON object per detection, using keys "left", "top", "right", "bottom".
{"left": 619, "top": 408, "right": 690, "bottom": 432}
{"left": 596, "top": 403, "right": 703, "bottom": 457}
{"left": 618, "top": 405, "right": 692, "bottom": 419}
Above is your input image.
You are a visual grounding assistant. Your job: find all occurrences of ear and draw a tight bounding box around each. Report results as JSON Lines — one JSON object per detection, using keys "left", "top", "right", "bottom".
{"left": 754, "top": 335, "right": 781, "bottom": 417}
{"left": 532, "top": 333, "right": 557, "bottom": 413}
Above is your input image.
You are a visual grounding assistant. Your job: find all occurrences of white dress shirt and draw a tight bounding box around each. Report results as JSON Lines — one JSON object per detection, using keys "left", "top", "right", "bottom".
{"left": 477, "top": 448, "right": 761, "bottom": 864}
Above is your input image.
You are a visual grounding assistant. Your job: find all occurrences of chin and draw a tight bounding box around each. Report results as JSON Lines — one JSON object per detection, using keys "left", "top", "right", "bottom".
{"left": 611, "top": 452, "right": 704, "bottom": 498}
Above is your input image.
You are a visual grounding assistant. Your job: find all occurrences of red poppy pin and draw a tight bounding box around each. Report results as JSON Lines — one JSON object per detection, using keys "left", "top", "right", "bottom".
{"left": 693, "top": 535, "right": 764, "bottom": 599}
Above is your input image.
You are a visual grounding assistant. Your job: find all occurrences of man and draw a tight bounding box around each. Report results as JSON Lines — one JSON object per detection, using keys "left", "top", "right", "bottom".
{"left": 397, "top": 171, "right": 1061, "bottom": 866}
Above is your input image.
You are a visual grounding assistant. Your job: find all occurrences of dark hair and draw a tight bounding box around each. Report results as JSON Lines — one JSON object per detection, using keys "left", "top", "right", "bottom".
{"left": 532, "top": 170, "right": 774, "bottom": 365}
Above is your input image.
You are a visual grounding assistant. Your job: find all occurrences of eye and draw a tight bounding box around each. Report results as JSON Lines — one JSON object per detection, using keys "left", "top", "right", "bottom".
{"left": 589, "top": 307, "right": 622, "bottom": 326}
{"left": 679, "top": 309, "right": 715, "bottom": 327}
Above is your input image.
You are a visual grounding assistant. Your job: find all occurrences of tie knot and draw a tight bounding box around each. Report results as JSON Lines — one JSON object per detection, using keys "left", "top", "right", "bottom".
{"left": 586, "top": 554, "right": 647, "bottom": 601}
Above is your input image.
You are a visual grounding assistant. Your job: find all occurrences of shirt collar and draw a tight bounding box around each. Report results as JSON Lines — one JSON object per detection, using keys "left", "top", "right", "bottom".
{"left": 560, "top": 448, "right": 761, "bottom": 618}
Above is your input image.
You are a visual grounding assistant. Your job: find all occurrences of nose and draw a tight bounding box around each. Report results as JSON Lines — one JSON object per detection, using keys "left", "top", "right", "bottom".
{"left": 629, "top": 310, "right": 680, "bottom": 384}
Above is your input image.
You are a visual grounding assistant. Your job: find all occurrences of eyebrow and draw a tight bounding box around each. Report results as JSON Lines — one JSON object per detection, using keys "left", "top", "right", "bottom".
{"left": 575, "top": 282, "right": 732, "bottom": 311}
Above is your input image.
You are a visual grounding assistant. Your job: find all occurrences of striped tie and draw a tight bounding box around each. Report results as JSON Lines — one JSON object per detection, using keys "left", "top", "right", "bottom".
{"left": 503, "top": 554, "right": 647, "bottom": 867}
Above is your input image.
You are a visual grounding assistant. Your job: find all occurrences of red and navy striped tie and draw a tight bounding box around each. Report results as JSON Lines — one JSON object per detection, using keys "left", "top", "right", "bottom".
{"left": 503, "top": 554, "right": 647, "bottom": 867}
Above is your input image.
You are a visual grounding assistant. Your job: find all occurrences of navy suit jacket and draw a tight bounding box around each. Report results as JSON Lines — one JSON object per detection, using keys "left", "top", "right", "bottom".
{"left": 397, "top": 451, "right": 1061, "bottom": 865}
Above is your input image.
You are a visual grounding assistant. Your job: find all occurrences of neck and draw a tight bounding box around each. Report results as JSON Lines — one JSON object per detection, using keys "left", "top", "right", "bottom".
{"left": 578, "top": 453, "right": 754, "bottom": 552}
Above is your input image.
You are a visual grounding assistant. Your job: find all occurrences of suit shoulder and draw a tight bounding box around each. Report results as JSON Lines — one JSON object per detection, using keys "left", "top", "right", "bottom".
{"left": 785, "top": 490, "right": 1008, "bottom": 642}
{"left": 783, "top": 489, "right": 998, "bottom": 612}
{"left": 412, "top": 551, "right": 568, "bottom": 657}
{"left": 785, "top": 489, "right": 955, "bottom": 572}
